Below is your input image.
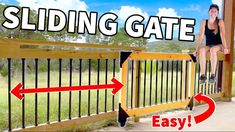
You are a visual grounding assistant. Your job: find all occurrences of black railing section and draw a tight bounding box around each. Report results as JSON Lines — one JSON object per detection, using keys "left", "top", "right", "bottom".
{"left": 0, "top": 58, "right": 119, "bottom": 131}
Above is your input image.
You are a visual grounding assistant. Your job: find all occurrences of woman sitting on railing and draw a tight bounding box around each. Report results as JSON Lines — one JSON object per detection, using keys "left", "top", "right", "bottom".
{"left": 193, "top": 4, "right": 229, "bottom": 84}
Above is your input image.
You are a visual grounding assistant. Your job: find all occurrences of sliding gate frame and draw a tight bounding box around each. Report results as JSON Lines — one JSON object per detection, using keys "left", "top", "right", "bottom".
{"left": 118, "top": 52, "right": 196, "bottom": 127}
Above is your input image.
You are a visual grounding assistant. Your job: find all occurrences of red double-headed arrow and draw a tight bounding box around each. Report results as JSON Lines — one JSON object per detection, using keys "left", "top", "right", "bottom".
{"left": 11, "top": 77, "right": 124, "bottom": 100}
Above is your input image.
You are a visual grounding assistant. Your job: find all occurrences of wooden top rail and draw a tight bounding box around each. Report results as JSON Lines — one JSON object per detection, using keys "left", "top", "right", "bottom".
{"left": 0, "top": 38, "right": 145, "bottom": 51}
{"left": 0, "top": 38, "right": 225, "bottom": 60}
{"left": 205, "top": 52, "right": 225, "bottom": 61}
{"left": 128, "top": 52, "right": 194, "bottom": 61}
{"left": 0, "top": 43, "right": 119, "bottom": 59}
{"left": 0, "top": 38, "right": 145, "bottom": 59}
{"left": 181, "top": 50, "right": 225, "bottom": 61}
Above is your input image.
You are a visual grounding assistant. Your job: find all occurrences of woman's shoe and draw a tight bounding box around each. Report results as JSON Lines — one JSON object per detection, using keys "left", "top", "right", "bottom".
{"left": 209, "top": 74, "right": 216, "bottom": 83}
{"left": 199, "top": 74, "right": 207, "bottom": 84}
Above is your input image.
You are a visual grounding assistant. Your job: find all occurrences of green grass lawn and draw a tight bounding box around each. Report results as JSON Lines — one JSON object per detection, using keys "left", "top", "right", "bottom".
{"left": 0, "top": 71, "right": 120, "bottom": 131}
{"left": 0, "top": 70, "right": 234, "bottom": 131}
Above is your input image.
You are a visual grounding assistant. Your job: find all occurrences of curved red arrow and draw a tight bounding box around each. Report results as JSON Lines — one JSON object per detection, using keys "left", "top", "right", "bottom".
{"left": 194, "top": 93, "right": 216, "bottom": 124}
{"left": 11, "top": 77, "right": 123, "bottom": 100}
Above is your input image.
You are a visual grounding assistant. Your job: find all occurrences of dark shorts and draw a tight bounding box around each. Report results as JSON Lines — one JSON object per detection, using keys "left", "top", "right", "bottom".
{"left": 206, "top": 44, "right": 222, "bottom": 48}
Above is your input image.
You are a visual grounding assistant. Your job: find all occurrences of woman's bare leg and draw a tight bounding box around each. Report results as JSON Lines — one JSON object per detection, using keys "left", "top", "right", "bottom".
{"left": 199, "top": 46, "right": 210, "bottom": 75}
{"left": 210, "top": 45, "right": 222, "bottom": 74}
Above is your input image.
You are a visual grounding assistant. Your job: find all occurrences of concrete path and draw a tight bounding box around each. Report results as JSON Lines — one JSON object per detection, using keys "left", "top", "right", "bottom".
{"left": 98, "top": 98, "right": 235, "bottom": 131}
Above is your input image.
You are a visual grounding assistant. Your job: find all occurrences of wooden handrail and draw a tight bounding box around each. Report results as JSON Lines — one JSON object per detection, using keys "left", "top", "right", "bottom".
{"left": 0, "top": 38, "right": 145, "bottom": 51}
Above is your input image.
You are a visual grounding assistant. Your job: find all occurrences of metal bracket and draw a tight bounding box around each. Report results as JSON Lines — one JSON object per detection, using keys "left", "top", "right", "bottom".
{"left": 187, "top": 96, "right": 194, "bottom": 111}
{"left": 118, "top": 103, "right": 129, "bottom": 127}
{"left": 120, "top": 52, "right": 132, "bottom": 68}
{"left": 189, "top": 54, "right": 197, "bottom": 63}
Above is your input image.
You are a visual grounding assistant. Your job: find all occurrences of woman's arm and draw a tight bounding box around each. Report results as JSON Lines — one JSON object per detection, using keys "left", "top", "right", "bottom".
{"left": 219, "top": 19, "right": 229, "bottom": 54}
{"left": 193, "top": 20, "right": 205, "bottom": 56}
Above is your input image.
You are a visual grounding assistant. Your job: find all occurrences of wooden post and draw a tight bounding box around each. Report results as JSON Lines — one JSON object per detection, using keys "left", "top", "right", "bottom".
{"left": 121, "top": 61, "right": 128, "bottom": 109}
{"left": 221, "top": 0, "right": 235, "bottom": 101}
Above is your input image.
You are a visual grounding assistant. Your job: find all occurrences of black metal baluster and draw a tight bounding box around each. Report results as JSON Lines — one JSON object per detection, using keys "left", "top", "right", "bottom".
{"left": 58, "top": 59, "right": 62, "bottom": 122}
{"left": 200, "top": 64, "right": 204, "bottom": 94}
{"left": 143, "top": 60, "right": 147, "bottom": 107}
{"left": 198, "top": 63, "right": 200, "bottom": 94}
{"left": 194, "top": 62, "right": 197, "bottom": 96}
{"left": 176, "top": 61, "right": 178, "bottom": 101}
{"left": 22, "top": 59, "right": 25, "bottom": 128}
{"left": 8, "top": 58, "right": 11, "bottom": 131}
{"left": 78, "top": 59, "right": 82, "bottom": 117}
{"left": 35, "top": 59, "right": 38, "bottom": 126}
{"left": 217, "top": 61, "right": 223, "bottom": 93}
{"left": 166, "top": 61, "right": 169, "bottom": 103}
{"left": 214, "top": 61, "right": 218, "bottom": 93}
{"left": 137, "top": 60, "right": 141, "bottom": 108}
{"left": 171, "top": 61, "right": 174, "bottom": 102}
{"left": 204, "top": 61, "right": 208, "bottom": 95}
{"left": 212, "top": 63, "right": 216, "bottom": 94}
{"left": 149, "top": 60, "right": 153, "bottom": 105}
{"left": 215, "top": 66, "right": 218, "bottom": 94}
{"left": 130, "top": 60, "right": 134, "bottom": 108}
{"left": 88, "top": 59, "right": 91, "bottom": 116}
{"left": 104, "top": 59, "right": 108, "bottom": 112}
{"left": 208, "top": 61, "right": 211, "bottom": 95}
{"left": 69, "top": 59, "right": 72, "bottom": 119}
{"left": 47, "top": 59, "right": 50, "bottom": 123}
{"left": 180, "top": 61, "right": 183, "bottom": 100}
{"left": 155, "top": 60, "right": 159, "bottom": 104}
{"left": 184, "top": 61, "right": 188, "bottom": 100}
{"left": 112, "top": 59, "right": 116, "bottom": 111}
{"left": 210, "top": 62, "right": 214, "bottom": 94}
{"left": 160, "top": 61, "right": 164, "bottom": 103}
{"left": 96, "top": 59, "right": 100, "bottom": 114}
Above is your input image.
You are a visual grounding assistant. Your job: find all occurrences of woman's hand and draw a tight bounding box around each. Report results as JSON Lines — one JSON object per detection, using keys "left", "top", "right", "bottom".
{"left": 223, "top": 48, "right": 230, "bottom": 54}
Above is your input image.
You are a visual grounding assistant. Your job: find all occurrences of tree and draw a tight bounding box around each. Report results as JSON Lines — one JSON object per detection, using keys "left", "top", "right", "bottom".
{"left": 0, "top": 5, "right": 47, "bottom": 40}
{"left": 110, "top": 28, "right": 147, "bottom": 47}
{"left": 84, "top": 28, "right": 111, "bottom": 44}
{"left": 157, "top": 42, "right": 181, "bottom": 53}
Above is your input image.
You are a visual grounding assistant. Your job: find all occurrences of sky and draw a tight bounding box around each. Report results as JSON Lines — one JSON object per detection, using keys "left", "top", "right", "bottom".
{"left": 0, "top": 0, "right": 223, "bottom": 42}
